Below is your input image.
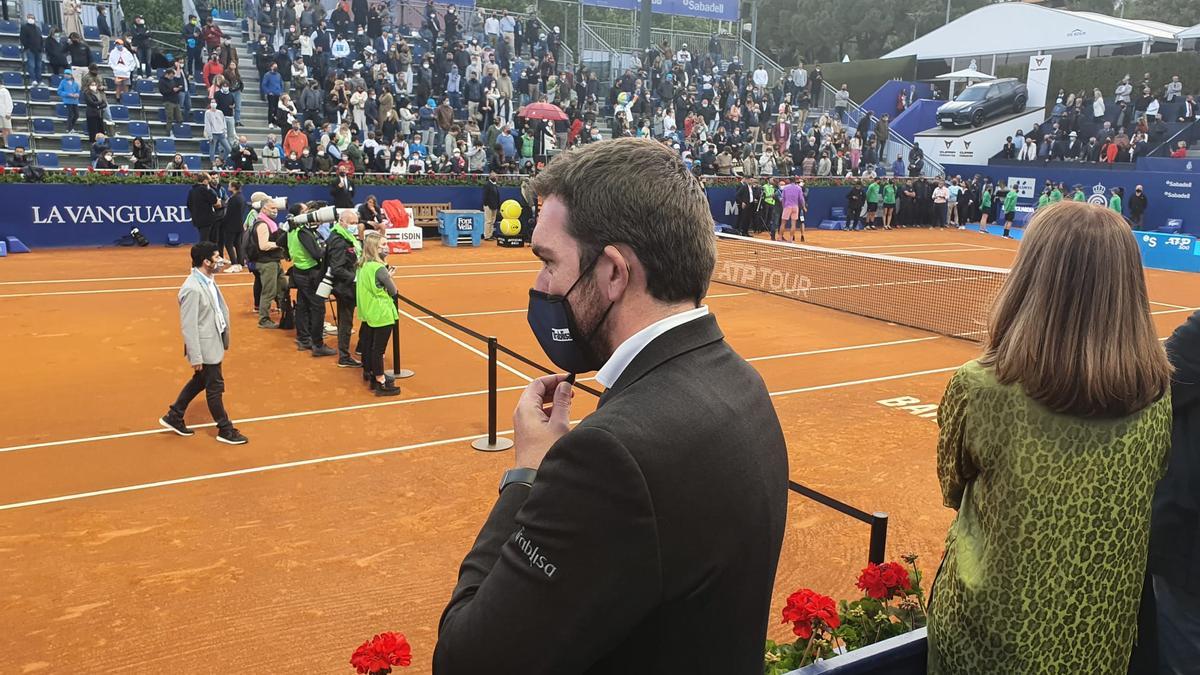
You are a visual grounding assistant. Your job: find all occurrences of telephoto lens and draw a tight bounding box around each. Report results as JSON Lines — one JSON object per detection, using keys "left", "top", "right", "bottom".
{"left": 316, "top": 267, "right": 335, "bottom": 298}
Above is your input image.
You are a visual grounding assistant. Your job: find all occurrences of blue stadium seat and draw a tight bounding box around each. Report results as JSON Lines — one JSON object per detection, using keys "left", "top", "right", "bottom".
{"left": 29, "top": 87, "right": 51, "bottom": 102}
{"left": 92, "top": 51, "right": 103, "bottom": 64}
{"left": 189, "top": 109, "right": 204, "bottom": 125}
{"left": 218, "top": 9, "right": 234, "bottom": 20}
{"left": 102, "top": 76, "right": 114, "bottom": 90}
{"left": 199, "top": 139, "right": 210, "bottom": 155}
{"left": 172, "top": 123, "right": 192, "bottom": 138}
{"left": 83, "top": 26, "right": 99, "bottom": 40}
{"left": 135, "top": 79, "right": 156, "bottom": 94}
{"left": 55, "top": 102, "right": 68, "bottom": 118}
{"left": 2, "top": 71, "right": 23, "bottom": 87}
{"left": 109, "top": 137, "right": 130, "bottom": 153}
{"left": 157, "top": 107, "right": 166, "bottom": 123}
{"left": 0, "top": 19, "right": 18, "bottom": 35}
{"left": 183, "top": 155, "right": 201, "bottom": 170}
{"left": 7, "top": 133, "right": 29, "bottom": 149}
{"left": 32, "top": 118, "right": 54, "bottom": 134}
{"left": 61, "top": 134, "right": 82, "bottom": 151}
{"left": 155, "top": 137, "right": 175, "bottom": 154}
{"left": 127, "top": 121, "right": 149, "bottom": 137}
{"left": 0, "top": 44, "right": 20, "bottom": 59}
{"left": 120, "top": 92, "right": 142, "bottom": 108}
{"left": 108, "top": 105, "right": 129, "bottom": 121}
{"left": 36, "top": 151, "right": 58, "bottom": 167}
{"left": 48, "top": 73, "right": 62, "bottom": 87}
{"left": 12, "top": 101, "right": 27, "bottom": 116}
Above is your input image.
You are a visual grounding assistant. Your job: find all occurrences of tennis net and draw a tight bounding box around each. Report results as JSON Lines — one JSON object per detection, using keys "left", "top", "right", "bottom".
{"left": 711, "top": 233, "right": 1009, "bottom": 341}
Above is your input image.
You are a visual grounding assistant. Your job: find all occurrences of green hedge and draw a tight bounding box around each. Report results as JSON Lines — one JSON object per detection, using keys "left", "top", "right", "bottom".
{"left": 996, "top": 51, "right": 1200, "bottom": 113}
{"left": 816, "top": 56, "right": 917, "bottom": 106}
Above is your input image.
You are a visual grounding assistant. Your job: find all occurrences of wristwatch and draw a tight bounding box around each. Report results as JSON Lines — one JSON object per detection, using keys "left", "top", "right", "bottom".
{"left": 498, "top": 467, "right": 537, "bottom": 494}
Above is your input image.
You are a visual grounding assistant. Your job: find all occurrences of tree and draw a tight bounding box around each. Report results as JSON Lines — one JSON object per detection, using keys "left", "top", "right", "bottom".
{"left": 1127, "top": 0, "right": 1200, "bottom": 25}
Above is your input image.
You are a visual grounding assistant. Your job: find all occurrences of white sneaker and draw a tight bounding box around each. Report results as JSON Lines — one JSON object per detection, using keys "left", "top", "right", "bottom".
{"left": 222, "top": 265, "right": 238, "bottom": 273}
{"left": 324, "top": 322, "right": 337, "bottom": 335}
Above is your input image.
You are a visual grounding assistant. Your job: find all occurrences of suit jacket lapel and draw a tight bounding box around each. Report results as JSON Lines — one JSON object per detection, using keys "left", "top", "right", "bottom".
{"left": 599, "top": 314, "right": 725, "bottom": 406}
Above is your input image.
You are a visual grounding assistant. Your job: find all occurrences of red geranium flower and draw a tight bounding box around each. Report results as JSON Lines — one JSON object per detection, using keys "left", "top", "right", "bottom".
{"left": 350, "top": 632, "right": 412, "bottom": 674}
{"left": 856, "top": 562, "right": 912, "bottom": 600}
{"left": 781, "top": 588, "right": 840, "bottom": 639}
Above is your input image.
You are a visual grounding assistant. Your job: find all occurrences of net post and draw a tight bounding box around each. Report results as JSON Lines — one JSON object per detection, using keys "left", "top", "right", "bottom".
{"left": 472, "top": 337, "right": 513, "bottom": 452}
{"left": 868, "top": 511, "right": 889, "bottom": 564}
{"left": 386, "top": 298, "right": 414, "bottom": 381}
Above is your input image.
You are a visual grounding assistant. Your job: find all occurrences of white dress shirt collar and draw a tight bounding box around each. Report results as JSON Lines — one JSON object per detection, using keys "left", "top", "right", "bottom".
{"left": 595, "top": 306, "right": 710, "bottom": 388}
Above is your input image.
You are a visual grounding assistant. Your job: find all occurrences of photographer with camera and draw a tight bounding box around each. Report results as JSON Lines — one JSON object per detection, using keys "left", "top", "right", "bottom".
{"left": 323, "top": 209, "right": 363, "bottom": 368}
{"left": 287, "top": 204, "right": 336, "bottom": 357}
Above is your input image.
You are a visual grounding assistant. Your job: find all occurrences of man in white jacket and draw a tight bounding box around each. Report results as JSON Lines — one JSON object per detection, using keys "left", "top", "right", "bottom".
{"left": 0, "top": 82, "right": 12, "bottom": 148}
{"left": 107, "top": 39, "right": 138, "bottom": 97}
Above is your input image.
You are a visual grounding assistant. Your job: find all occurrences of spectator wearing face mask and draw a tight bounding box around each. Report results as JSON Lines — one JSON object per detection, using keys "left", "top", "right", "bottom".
{"left": 83, "top": 80, "right": 107, "bottom": 141}
{"left": 205, "top": 100, "right": 232, "bottom": 165}
{"left": 107, "top": 39, "right": 138, "bottom": 97}
{"left": 261, "top": 134, "right": 283, "bottom": 171}
{"left": 324, "top": 210, "right": 363, "bottom": 368}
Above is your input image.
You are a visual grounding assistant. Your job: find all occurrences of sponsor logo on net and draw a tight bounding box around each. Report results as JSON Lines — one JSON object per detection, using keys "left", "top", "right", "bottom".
{"left": 716, "top": 260, "right": 811, "bottom": 297}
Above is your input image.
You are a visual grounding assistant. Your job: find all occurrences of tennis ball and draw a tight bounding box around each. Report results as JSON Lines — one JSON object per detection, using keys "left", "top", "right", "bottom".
{"left": 500, "top": 199, "right": 522, "bottom": 220}
{"left": 500, "top": 218, "right": 522, "bottom": 236}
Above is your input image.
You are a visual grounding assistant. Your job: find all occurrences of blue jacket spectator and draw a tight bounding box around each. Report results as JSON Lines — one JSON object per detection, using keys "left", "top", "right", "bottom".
{"left": 261, "top": 69, "right": 283, "bottom": 96}
{"left": 497, "top": 129, "right": 517, "bottom": 160}
{"left": 57, "top": 74, "right": 80, "bottom": 104}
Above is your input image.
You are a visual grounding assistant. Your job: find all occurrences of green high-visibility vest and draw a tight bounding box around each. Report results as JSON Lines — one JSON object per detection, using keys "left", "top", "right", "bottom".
{"left": 866, "top": 183, "right": 881, "bottom": 204}
{"left": 1110, "top": 194, "right": 1122, "bottom": 213}
{"left": 763, "top": 184, "right": 777, "bottom": 205}
{"left": 288, "top": 227, "right": 319, "bottom": 271}
{"left": 1073, "top": 190, "right": 1085, "bottom": 202}
{"left": 1003, "top": 191, "right": 1018, "bottom": 214}
{"left": 981, "top": 191, "right": 992, "bottom": 209}
{"left": 356, "top": 260, "right": 399, "bottom": 328}
{"left": 1038, "top": 194, "right": 1050, "bottom": 209}
{"left": 1050, "top": 189, "right": 1063, "bottom": 202}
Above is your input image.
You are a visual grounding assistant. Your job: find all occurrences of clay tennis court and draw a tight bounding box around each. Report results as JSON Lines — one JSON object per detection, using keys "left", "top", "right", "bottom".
{"left": 1, "top": 229, "right": 1196, "bottom": 673}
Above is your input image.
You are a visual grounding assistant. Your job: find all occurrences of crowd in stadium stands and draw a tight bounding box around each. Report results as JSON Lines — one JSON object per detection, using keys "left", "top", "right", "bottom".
{"left": 1001, "top": 73, "right": 1198, "bottom": 163}
{"left": 5, "top": 0, "right": 924, "bottom": 179}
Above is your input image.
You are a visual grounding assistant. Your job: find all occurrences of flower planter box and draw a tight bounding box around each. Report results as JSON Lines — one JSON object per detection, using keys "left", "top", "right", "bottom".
{"left": 784, "top": 628, "right": 927, "bottom": 675}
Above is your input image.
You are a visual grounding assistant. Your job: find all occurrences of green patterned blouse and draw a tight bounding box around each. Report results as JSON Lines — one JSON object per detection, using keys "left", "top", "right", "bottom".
{"left": 928, "top": 360, "right": 1171, "bottom": 675}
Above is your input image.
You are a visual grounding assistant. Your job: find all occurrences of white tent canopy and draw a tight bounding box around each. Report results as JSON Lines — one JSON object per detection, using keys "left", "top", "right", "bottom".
{"left": 1178, "top": 23, "right": 1200, "bottom": 39}
{"left": 936, "top": 64, "right": 996, "bottom": 82}
{"left": 883, "top": 3, "right": 1183, "bottom": 61}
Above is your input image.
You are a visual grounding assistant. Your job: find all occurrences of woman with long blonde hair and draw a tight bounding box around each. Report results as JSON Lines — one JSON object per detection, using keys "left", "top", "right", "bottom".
{"left": 354, "top": 231, "right": 400, "bottom": 396}
{"left": 929, "top": 201, "right": 1172, "bottom": 675}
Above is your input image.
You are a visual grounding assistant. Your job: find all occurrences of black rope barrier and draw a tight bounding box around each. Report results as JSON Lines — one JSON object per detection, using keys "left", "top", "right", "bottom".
{"left": 392, "top": 289, "right": 887, "bottom": 561}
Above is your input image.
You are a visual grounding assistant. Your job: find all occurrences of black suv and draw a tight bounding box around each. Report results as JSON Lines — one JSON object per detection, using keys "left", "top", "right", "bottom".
{"left": 937, "top": 78, "right": 1028, "bottom": 128}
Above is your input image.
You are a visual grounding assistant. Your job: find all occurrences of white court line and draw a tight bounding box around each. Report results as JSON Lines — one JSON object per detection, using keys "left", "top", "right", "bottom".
{"left": 0, "top": 260, "right": 539, "bottom": 286}
{"left": 0, "top": 331, "right": 929, "bottom": 455}
{"left": 745, "top": 336, "right": 940, "bottom": 363}
{"left": 0, "top": 268, "right": 542, "bottom": 299}
{"left": 1152, "top": 307, "right": 1200, "bottom": 316}
{"left": 839, "top": 242, "right": 993, "bottom": 251}
{"left": 1150, "top": 300, "right": 1194, "bottom": 310}
{"left": 0, "top": 362, "right": 971, "bottom": 511}
{"left": 407, "top": 292, "right": 751, "bottom": 321}
{"left": 0, "top": 385, "right": 530, "bottom": 454}
{"left": 397, "top": 307, "right": 535, "bottom": 383}
{"left": 768, "top": 366, "right": 961, "bottom": 397}
{"left": 857, "top": 247, "right": 1005, "bottom": 255}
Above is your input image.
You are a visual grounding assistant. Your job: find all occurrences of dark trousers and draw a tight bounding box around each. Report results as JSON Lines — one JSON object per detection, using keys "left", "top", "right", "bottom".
{"left": 736, "top": 205, "right": 756, "bottom": 236}
{"left": 292, "top": 269, "right": 324, "bottom": 348}
{"left": 217, "top": 227, "right": 241, "bottom": 263}
{"left": 168, "top": 362, "right": 231, "bottom": 432}
{"left": 64, "top": 104, "right": 78, "bottom": 132}
{"left": 194, "top": 223, "right": 216, "bottom": 243}
{"left": 360, "top": 324, "right": 390, "bottom": 379}
{"left": 252, "top": 267, "right": 261, "bottom": 308}
{"left": 86, "top": 114, "right": 103, "bottom": 142}
{"left": 334, "top": 295, "right": 355, "bottom": 360}
{"left": 187, "top": 48, "right": 202, "bottom": 80}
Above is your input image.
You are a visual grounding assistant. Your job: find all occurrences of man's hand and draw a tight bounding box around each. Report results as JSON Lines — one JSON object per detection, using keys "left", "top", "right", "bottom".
{"left": 193, "top": 364, "right": 203, "bottom": 372}
{"left": 512, "top": 374, "right": 573, "bottom": 470}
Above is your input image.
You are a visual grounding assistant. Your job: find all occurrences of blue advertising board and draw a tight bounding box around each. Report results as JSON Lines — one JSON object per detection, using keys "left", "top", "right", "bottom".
{"left": 943, "top": 162, "right": 1198, "bottom": 236}
{"left": 582, "top": 0, "right": 739, "bottom": 22}
{"left": 1136, "top": 230, "right": 1200, "bottom": 273}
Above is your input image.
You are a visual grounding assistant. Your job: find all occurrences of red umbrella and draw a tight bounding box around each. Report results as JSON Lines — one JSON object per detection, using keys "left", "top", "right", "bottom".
{"left": 517, "top": 102, "right": 569, "bottom": 121}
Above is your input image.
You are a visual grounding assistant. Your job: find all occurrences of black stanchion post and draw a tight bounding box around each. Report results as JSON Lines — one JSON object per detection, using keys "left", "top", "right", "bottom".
{"left": 868, "top": 511, "right": 889, "bottom": 564}
{"left": 472, "top": 337, "right": 514, "bottom": 452}
{"left": 386, "top": 298, "right": 414, "bottom": 381}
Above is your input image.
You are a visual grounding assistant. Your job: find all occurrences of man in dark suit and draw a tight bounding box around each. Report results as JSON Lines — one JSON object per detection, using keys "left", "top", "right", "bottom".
{"left": 1149, "top": 310, "right": 1200, "bottom": 671}
{"left": 434, "top": 138, "right": 789, "bottom": 674}
{"left": 734, "top": 175, "right": 757, "bottom": 237}
{"left": 482, "top": 172, "right": 501, "bottom": 240}
{"left": 186, "top": 172, "right": 222, "bottom": 243}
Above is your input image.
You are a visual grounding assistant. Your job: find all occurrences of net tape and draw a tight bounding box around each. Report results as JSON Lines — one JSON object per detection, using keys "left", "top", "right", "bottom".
{"left": 711, "top": 233, "right": 1009, "bottom": 342}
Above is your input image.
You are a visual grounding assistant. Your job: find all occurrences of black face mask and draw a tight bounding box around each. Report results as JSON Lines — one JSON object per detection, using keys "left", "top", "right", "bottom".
{"left": 527, "top": 255, "right": 614, "bottom": 374}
